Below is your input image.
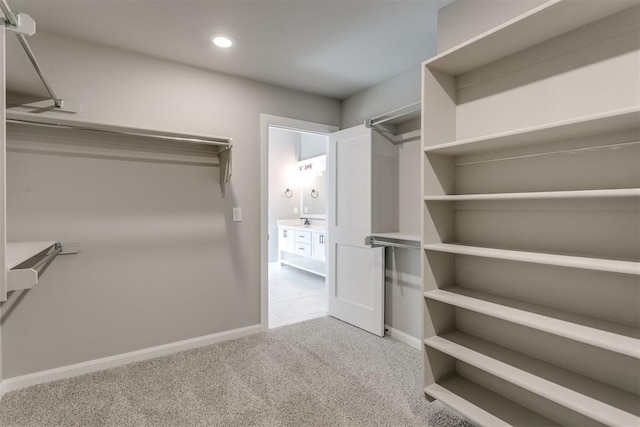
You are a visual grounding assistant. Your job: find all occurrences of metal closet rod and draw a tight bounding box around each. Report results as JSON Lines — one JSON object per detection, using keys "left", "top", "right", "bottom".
{"left": 7, "top": 117, "right": 233, "bottom": 147}
{"left": 1, "top": 0, "right": 63, "bottom": 108}
{"left": 366, "top": 102, "right": 421, "bottom": 129}
{"left": 368, "top": 238, "right": 420, "bottom": 250}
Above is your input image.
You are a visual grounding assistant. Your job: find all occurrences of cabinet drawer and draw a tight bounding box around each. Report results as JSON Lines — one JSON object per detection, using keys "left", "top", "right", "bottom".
{"left": 294, "top": 243, "right": 311, "bottom": 257}
{"left": 295, "top": 231, "right": 312, "bottom": 244}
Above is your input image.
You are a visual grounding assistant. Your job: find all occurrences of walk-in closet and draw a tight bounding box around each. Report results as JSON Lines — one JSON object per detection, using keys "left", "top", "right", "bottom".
{"left": 0, "top": 1, "right": 637, "bottom": 426}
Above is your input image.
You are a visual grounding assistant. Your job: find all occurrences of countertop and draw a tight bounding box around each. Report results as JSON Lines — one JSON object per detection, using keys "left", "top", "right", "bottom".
{"left": 277, "top": 219, "right": 326, "bottom": 232}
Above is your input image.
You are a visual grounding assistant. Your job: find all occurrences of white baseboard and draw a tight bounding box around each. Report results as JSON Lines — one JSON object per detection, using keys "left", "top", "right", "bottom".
{"left": 385, "top": 325, "right": 421, "bottom": 350}
{"left": 1, "top": 324, "right": 261, "bottom": 396}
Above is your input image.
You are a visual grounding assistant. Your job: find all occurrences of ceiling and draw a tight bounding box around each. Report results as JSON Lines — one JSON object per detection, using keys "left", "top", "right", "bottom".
{"left": 8, "top": 0, "right": 450, "bottom": 100}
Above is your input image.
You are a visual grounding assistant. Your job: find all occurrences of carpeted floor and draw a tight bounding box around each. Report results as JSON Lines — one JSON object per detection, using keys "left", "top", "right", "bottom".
{"left": 0, "top": 316, "right": 470, "bottom": 426}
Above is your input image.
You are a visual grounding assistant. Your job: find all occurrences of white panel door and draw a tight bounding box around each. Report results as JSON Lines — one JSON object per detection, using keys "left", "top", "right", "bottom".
{"left": 327, "top": 125, "right": 384, "bottom": 337}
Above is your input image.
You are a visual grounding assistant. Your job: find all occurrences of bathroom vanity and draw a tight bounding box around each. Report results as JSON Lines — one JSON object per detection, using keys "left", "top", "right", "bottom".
{"left": 277, "top": 219, "right": 326, "bottom": 277}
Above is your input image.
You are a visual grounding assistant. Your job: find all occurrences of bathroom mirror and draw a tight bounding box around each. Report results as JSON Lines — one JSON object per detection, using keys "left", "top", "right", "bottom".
{"left": 298, "top": 155, "right": 326, "bottom": 219}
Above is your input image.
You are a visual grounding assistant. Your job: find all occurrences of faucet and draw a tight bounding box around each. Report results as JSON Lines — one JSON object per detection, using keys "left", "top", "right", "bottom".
{"left": 302, "top": 217, "right": 311, "bottom": 225}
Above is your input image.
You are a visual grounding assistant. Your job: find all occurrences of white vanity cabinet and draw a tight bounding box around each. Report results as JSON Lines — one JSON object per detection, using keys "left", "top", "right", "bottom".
{"left": 311, "top": 231, "right": 326, "bottom": 262}
{"left": 277, "top": 223, "right": 326, "bottom": 277}
{"left": 278, "top": 227, "right": 294, "bottom": 253}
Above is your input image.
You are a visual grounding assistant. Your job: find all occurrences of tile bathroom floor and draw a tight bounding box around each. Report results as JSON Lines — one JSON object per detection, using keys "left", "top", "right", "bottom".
{"left": 269, "top": 262, "right": 327, "bottom": 328}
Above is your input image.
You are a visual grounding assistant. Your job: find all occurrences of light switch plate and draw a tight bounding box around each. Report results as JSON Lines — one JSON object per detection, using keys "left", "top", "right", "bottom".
{"left": 232, "top": 207, "right": 242, "bottom": 222}
{"left": 293, "top": 207, "right": 298, "bottom": 213}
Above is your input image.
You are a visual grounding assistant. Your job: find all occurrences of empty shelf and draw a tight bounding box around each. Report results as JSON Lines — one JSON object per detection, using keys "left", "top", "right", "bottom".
{"left": 423, "top": 244, "right": 640, "bottom": 276}
{"left": 425, "top": 376, "right": 559, "bottom": 427}
{"left": 6, "top": 241, "right": 62, "bottom": 292}
{"left": 425, "top": 333, "right": 640, "bottom": 426}
{"left": 424, "top": 188, "right": 640, "bottom": 201}
{"left": 424, "top": 1, "right": 638, "bottom": 75}
{"left": 425, "top": 288, "right": 640, "bottom": 359}
{"left": 7, "top": 241, "right": 58, "bottom": 269}
{"left": 370, "top": 232, "right": 420, "bottom": 242}
{"left": 423, "top": 107, "right": 640, "bottom": 155}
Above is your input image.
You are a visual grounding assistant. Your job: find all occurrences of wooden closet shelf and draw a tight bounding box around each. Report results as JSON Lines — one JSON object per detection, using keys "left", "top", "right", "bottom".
{"left": 425, "top": 288, "right": 640, "bottom": 359}
{"left": 7, "top": 241, "right": 58, "bottom": 270}
{"left": 370, "top": 232, "right": 421, "bottom": 242}
{"left": 423, "top": 1, "right": 638, "bottom": 75}
{"left": 424, "top": 188, "right": 640, "bottom": 201}
{"left": 423, "top": 244, "right": 640, "bottom": 276}
{"left": 424, "top": 376, "right": 560, "bottom": 427}
{"left": 423, "top": 106, "right": 640, "bottom": 156}
{"left": 425, "top": 332, "right": 640, "bottom": 426}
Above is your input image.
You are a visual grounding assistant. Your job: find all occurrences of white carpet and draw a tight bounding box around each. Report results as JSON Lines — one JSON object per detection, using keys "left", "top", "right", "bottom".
{"left": 0, "top": 316, "right": 471, "bottom": 426}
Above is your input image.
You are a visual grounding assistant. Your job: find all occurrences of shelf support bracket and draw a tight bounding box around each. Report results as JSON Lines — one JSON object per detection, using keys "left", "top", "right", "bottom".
{"left": 2, "top": 11, "right": 35, "bottom": 36}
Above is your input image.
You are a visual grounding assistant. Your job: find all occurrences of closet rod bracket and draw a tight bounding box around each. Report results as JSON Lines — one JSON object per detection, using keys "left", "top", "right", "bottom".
{"left": 2, "top": 11, "right": 35, "bottom": 36}
{"left": 18, "top": 97, "right": 82, "bottom": 114}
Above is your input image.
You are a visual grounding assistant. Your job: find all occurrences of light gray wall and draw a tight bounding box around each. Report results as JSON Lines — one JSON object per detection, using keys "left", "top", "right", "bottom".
{"left": 385, "top": 248, "right": 421, "bottom": 339}
{"left": 341, "top": 66, "right": 421, "bottom": 129}
{"left": 437, "top": 0, "right": 548, "bottom": 52}
{"left": 268, "top": 128, "right": 301, "bottom": 262}
{"left": 299, "top": 133, "right": 326, "bottom": 160}
{"left": 2, "top": 31, "right": 340, "bottom": 378}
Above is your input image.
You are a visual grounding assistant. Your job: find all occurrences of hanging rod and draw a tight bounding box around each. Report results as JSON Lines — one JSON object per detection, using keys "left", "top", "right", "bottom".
{"left": 1, "top": 0, "right": 64, "bottom": 109}
{"left": 365, "top": 102, "right": 421, "bottom": 129}
{"left": 6, "top": 117, "right": 233, "bottom": 149}
{"left": 366, "top": 236, "right": 421, "bottom": 250}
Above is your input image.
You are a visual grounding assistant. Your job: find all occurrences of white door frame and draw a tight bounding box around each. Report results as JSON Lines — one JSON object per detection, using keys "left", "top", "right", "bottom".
{"left": 259, "top": 114, "right": 338, "bottom": 331}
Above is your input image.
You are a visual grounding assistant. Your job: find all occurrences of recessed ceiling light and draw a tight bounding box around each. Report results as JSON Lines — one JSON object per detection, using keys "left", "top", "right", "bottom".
{"left": 211, "top": 34, "right": 234, "bottom": 48}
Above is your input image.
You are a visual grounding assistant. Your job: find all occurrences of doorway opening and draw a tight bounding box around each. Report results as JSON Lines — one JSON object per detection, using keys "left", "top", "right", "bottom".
{"left": 260, "top": 115, "right": 337, "bottom": 331}
{"left": 268, "top": 127, "right": 329, "bottom": 328}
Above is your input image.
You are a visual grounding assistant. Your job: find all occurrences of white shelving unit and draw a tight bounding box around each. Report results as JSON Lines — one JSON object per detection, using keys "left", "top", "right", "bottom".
{"left": 5, "top": 241, "right": 81, "bottom": 293}
{"left": 6, "top": 241, "right": 57, "bottom": 269}
{"left": 425, "top": 333, "right": 640, "bottom": 426}
{"left": 423, "top": 243, "right": 640, "bottom": 276}
{"left": 6, "top": 241, "right": 57, "bottom": 292}
{"left": 371, "top": 232, "right": 421, "bottom": 242}
{"left": 421, "top": 1, "right": 640, "bottom": 425}
{"left": 425, "top": 288, "right": 640, "bottom": 359}
{"left": 423, "top": 106, "right": 640, "bottom": 155}
{"left": 424, "top": 188, "right": 640, "bottom": 201}
{"left": 425, "top": 377, "right": 560, "bottom": 427}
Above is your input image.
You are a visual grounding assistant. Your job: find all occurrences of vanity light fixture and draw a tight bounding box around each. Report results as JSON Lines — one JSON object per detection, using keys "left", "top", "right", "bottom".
{"left": 211, "top": 34, "right": 234, "bottom": 48}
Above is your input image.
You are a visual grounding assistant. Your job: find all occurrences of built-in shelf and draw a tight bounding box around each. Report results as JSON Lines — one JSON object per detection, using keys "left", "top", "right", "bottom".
{"left": 421, "top": 1, "right": 640, "bottom": 422}
{"left": 423, "top": 244, "right": 640, "bottom": 276}
{"left": 423, "top": 107, "right": 640, "bottom": 156}
{"left": 425, "top": 288, "right": 640, "bottom": 359}
{"left": 370, "top": 232, "right": 420, "bottom": 242}
{"left": 425, "top": 376, "right": 560, "bottom": 427}
{"left": 424, "top": 188, "right": 640, "bottom": 201}
{"left": 425, "top": 332, "right": 640, "bottom": 426}
{"left": 6, "top": 110, "right": 233, "bottom": 183}
{"left": 423, "top": 1, "right": 638, "bottom": 75}
{"left": 5, "top": 241, "right": 81, "bottom": 293}
{"left": 7, "top": 241, "right": 57, "bottom": 269}
{"left": 6, "top": 241, "right": 59, "bottom": 292}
